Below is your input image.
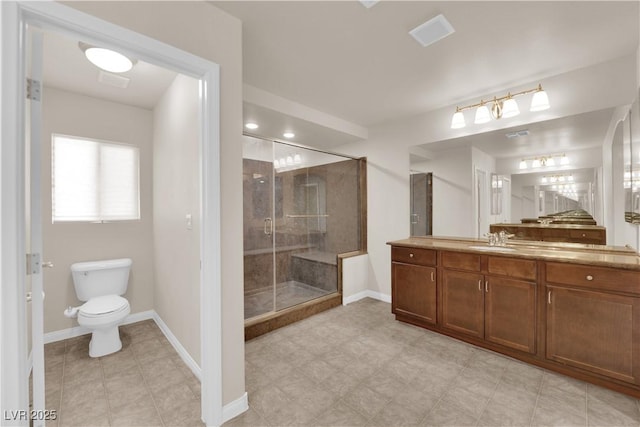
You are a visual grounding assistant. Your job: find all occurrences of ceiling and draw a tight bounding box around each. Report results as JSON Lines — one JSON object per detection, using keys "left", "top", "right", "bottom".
{"left": 40, "top": 2, "right": 638, "bottom": 159}
{"left": 42, "top": 29, "right": 177, "bottom": 110}
{"left": 214, "top": 1, "right": 638, "bottom": 128}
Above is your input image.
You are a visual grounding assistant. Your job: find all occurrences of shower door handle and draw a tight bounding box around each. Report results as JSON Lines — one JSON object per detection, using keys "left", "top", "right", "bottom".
{"left": 264, "top": 218, "right": 273, "bottom": 236}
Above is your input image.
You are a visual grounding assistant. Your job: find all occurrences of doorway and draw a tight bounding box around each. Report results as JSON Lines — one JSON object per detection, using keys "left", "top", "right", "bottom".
{"left": 1, "top": 2, "right": 222, "bottom": 425}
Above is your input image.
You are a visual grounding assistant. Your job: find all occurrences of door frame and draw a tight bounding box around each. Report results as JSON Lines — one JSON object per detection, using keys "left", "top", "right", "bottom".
{"left": 0, "top": 2, "right": 222, "bottom": 425}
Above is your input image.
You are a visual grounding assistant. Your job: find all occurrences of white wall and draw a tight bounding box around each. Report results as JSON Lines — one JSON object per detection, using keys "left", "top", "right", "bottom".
{"left": 412, "top": 146, "right": 473, "bottom": 238}
{"left": 65, "top": 0, "right": 246, "bottom": 406}
{"left": 41, "top": 87, "right": 155, "bottom": 333}
{"left": 152, "top": 75, "right": 201, "bottom": 363}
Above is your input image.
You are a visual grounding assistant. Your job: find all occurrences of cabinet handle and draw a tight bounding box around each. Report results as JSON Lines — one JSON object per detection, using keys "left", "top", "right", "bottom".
{"left": 478, "top": 279, "right": 482, "bottom": 291}
{"left": 548, "top": 290, "right": 552, "bottom": 305}
{"left": 430, "top": 271, "right": 435, "bottom": 282}
{"left": 586, "top": 275, "right": 593, "bottom": 281}
{"left": 409, "top": 253, "right": 414, "bottom": 258}
{"left": 485, "top": 281, "right": 489, "bottom": 293}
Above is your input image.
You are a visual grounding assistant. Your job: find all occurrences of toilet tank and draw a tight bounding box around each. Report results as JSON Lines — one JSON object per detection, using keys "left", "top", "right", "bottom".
{"left": 70, "top": 258, "right": 132, "bottom": 301}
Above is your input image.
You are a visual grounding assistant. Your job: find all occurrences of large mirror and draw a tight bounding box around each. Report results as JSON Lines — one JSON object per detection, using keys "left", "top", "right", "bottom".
{"left": 410, "top": 107, "right": 615, "bottom": 235}
{"left": 626, "top": 90, "right": 640, "bottom": 223}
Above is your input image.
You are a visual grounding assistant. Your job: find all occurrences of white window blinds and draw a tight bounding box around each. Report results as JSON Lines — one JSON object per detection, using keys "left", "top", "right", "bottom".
{"left": 52, "top": 134, "right": 140, "bottom": 222}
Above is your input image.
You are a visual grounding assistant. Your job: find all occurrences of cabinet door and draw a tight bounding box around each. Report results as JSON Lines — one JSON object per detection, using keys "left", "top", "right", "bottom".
{"left": 441, "top": 269, "right": 484, "bottom": 338}
{"left": 547, "top": 286, "right": 640, "bottom": 384}
{"left": 485, "top": 277, "right": 536, "bottom": 354}
{"left": 392, "top": 262, "right": 437, "bottom": 325}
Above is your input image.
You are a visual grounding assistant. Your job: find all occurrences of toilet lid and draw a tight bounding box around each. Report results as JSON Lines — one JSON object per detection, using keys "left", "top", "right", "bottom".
{"left": 80, "top": 295, "right": 128, "bottom": 316}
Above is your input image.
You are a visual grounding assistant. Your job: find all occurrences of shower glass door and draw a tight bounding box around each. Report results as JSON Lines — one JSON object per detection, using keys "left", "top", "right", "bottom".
{"left": 242, "top": 137, "right": 276, "bottom": 319}
{"left": 243, "top": 137, "right": 361, "bottom": 320}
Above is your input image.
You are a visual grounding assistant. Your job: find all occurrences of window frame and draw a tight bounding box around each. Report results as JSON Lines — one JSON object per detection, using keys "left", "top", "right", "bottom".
{"left": 51, "top": 133, "right": 141, "bottom": 223}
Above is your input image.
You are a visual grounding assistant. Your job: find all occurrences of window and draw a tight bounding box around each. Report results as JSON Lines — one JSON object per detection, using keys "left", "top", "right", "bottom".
{"left": 52, "top": 134, "right": 140, "bottom": 222}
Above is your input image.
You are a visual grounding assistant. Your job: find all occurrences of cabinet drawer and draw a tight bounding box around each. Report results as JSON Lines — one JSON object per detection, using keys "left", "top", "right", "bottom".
{"left": 546, "top": 262, "right": 640, "bottom": 295}
{"left": 568, "top": 229, "right": 602, "bottom": 240}
{"left": 391, "top": 246, "right": 436, "bottom": 267}
{"left": 442, "top": 251, "right": 481, "bottom": 272}
{"left": 488, "top": 257, "right": 537, "bottom": 281}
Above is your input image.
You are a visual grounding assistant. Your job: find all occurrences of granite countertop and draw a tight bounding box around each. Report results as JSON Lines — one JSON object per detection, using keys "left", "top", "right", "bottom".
{"left": 387, "top": 236, "right": 640, "bottom": 271}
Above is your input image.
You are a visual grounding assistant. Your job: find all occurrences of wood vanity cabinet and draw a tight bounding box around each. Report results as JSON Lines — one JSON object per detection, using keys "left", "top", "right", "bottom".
{"left": 441, "top": 251, "right": 537, "bottom": 354}
{"left": 391, "top": 247, "right": 437, "bottom": 325}
{"left": 545, "top": 262, "right": 640, "bottom": 384}
{"left": 389, "top": 238, "right": 640, "bottom": 398}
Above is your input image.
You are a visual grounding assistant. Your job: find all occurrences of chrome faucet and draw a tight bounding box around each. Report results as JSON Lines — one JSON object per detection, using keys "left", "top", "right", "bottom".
{"left": 486, "top": 231, "right": 514, "bottom": 246}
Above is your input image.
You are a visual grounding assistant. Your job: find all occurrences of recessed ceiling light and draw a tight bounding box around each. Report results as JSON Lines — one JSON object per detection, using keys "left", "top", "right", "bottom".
{"left": 359, "top": 0, "right": 379, "bottom": 8}
{"left": 283, "top": 132, "right": 295, "bottom": 139}
{"left": 79, "top": 42, "right": 135, "bottom": 73}
{"left": 409, "top": 14, "right": 455, "bottom": 48}
{"left": 245, "top": 123, "right": 259, "bottom": 130}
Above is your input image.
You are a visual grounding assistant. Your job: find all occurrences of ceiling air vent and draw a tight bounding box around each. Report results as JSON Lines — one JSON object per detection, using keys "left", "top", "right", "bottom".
{"left": 506, "top": 129, "right": 530, "bottom": 139}
{"left": 409, "top": 14, "right": 455, "bottom": 47}
{"left": 98, "top": 70, "right": 130, "bottom": 89}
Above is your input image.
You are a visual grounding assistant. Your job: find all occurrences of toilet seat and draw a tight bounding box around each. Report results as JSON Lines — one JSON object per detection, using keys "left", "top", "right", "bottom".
{"left": 79, "top": 295, "right": 129, "bottom": 318}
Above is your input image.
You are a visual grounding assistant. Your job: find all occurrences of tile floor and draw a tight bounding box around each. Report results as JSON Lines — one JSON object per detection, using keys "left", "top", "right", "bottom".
{"left": 42, "top": 320, "right": 203, "bottom": 427}
{"left": 225, "top": 298, "right": 640, "bottom": 427}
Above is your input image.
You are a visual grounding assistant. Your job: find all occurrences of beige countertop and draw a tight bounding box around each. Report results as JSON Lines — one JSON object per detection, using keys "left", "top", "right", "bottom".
{"left": 387, "top": 236, "right": 640, "bottom": 271}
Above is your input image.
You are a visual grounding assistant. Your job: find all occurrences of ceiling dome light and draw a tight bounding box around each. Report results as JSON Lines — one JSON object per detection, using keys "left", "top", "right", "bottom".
{"left": 530, "top": 85, "right": 550, "bottom": 111}
{"left": 283, "top": 132, "right": 295, "bottom": 139}
{"left": 474, "top": 105, "right": 491, "bottom": 124}
{"left": 79, "top": 42, "right": 134, "bottom": 73}
{"left": 502, "top": 98, "right": 520, "bottom": 118}
{"left": 451, "top": 110, "right": 466, "bottom": 129}
{"left": 245, "top": 122, "right": 259, "bottom": 130}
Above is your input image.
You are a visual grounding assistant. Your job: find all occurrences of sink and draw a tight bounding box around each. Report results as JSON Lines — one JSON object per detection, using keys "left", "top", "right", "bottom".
{"left": 468, "top": 245, "right": 517, "bottom": 252}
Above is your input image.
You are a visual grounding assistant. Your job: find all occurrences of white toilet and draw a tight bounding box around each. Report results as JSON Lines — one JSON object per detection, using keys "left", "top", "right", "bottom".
{"left": 67, "top": 258, "right": 132, "bottom": 357}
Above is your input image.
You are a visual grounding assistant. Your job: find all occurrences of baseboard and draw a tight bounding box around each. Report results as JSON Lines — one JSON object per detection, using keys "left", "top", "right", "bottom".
{"left": 221, "top": 392, "right": 248, "bottom": 424}
{"left": 43, "top": 310, "right": 155, "bottom": 344}
{"left": 343, "top": 289, "right": 391, "bottom": 305}
{"left": 151, "top": 312, "right": 202, "bottom": 381}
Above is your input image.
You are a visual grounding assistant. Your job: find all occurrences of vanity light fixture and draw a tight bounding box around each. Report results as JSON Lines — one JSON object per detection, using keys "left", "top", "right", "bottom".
{"left": 542, "top": 174, "right": 574, "bottom": 185}
{"left": 519, "top": 153, "right": 568, "bottom": 170}
{"left": 450, "top": 84, "right": 550, "bottom": 129}
{"left": 79, "top": 42, "right": 135, "bottom": 73}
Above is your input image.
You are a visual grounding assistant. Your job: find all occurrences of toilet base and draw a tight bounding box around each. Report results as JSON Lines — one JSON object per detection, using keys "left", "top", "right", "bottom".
{"left": 89, "top": 326, "right": 123, "bottom": 358}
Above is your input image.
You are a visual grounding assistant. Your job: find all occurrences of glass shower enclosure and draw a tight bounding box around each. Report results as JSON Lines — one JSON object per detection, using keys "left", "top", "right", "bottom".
{"left": 242, "top": 136, "right": 361, "bottom": 320}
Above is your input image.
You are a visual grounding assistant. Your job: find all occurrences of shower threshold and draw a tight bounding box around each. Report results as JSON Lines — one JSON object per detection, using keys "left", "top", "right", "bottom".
{"left": 244, "top": 280, "right": 333, "bottom": 320}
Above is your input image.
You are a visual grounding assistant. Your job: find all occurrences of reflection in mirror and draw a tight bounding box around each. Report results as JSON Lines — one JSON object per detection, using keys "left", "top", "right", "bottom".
{"left": 491, "top": 174, "right": 504, "bottom": 215}
{"left": 410, "top": 172, "right": 432, "bottom": 236}
{"left": 626, "top": 92, "right": 640, "bottom": 223}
